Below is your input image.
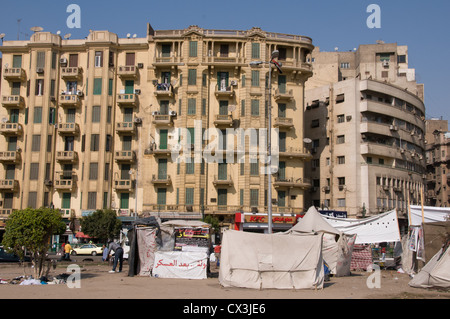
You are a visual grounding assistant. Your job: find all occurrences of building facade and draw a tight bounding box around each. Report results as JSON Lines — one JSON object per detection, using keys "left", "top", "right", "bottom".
{"left": 0, "top": 25, "right": 314, "bottom": 232}
{"left": 304, "top": 43, "right": 426, "bottom": 224}
{"left": 425, "top": 119, "right": 450, "bottom": 207}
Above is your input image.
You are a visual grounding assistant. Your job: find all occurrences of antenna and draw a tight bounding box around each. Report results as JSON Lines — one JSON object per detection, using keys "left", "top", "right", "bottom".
{"left": 64, "top": 33, "right": 71, "bottom": 40}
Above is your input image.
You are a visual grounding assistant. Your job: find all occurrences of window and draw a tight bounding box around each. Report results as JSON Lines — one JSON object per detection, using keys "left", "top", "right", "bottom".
{"left": 187, "top": 98, "right": 196, "bottom": 115}
{"left": 337, "top": 135, "right": 345, "bottom": 144}
{"left": 90, "top": 134, "right": 100, "bottom": 151}
{"left": 336, "top": 94, "right": 345, "bottom": 103}
{"left": 157, "top": 189, "right": 166, "bottom": 206}
{"left": 311, "top": 119, "right": 320, "bottom": 128}
{"left": 28, "top": 192, "right": 38, "bottom": 209}
{"left": 95, "top": 51, "right": 103, "bottom": 67}
{"left": 69, "top": 54, "right": 78, "bottom": 67}
{"left": 188, "top": 69, "right": 197, "bottom": 85}
{"left": 36, "top": 51, "right": 45, "bottom": 68}
{"left": 250, "top": 189, "right": 259, "bottom": 207}
{"left": 12, "top": 55, "right": 22, "bottom": 68}
{"left": 397, "top": 55, "right": 406, "bottom": 63}
{"left": 189, "top": 41, "right": 198, "bottom": 57}
{"left": 62, "top": 193, "right": 71, "bottom": 209}
{"left": 89, "top": 163, "right": 98, "bottom": 180}
{"left": 338, "top": 177, "right": 346, "bottom": 185}
{"left": 158, "top": 159, "right": 168, "bottom": 179}
{"left": 250, "top": 159, "right": 259, "bottom": 176}
{"left": 251, "top": 43, "right": 260, "bottom": 59}
{"left": 185, "top": 188, "right": 194, "bottom": 205}
{"left": 340, "top": 62, "right": 350, "bottom": 69}
{"left": 33, "top": 107, "right": 42, "bottom": 124}
{"left": 162, "top": 44, "right": 171, "bottom": 57}
{"left": 87, "top": 192, "right": 97, "bottom": 209}
{"left": 31, "top": 135, "right": 41, "bottom": 152}
{"left": 93, "top": 78, "right": 102, "bottom": 95}
{"left": 337, "top": 156, "right": 345, "bottom": 165}
{"left": 30, "top": 163, "right": 39, "bottom": 180}
{"left": 337, "top": 198, "right": 346, "bottom": 207}
{"left": 337, "top": 114, "right": 345, "bottom": 123}
{"left": 251, "top": 70, "right": 260, "bottom": 87}
{"left": 379, "top": 53, "right": 391, "bottom": 62}
{"left": 35, "top": 79, "right": 44, "bottom": 96}
{"left": 381, "top": 71, "right": 389, "bottom": 78}
{"left": 107, "top": 106, "right": 112, "bottom": 123}
{"left": 104, "top": 163, "right": 110, "bottom": 181}
{"left": 186, "top": 157, "right": 195, "bottom": 174}
{"left": 251, "top": 100, "right": 259, "bottom": 116}
{"left": 92, "top": 106, "right": 101, "bottom": 122}
{"left": 11, "top": 82, "right": 20, "bottom": 96}
{"left": 125, "top": 52, "right": 135, "bottom": 66}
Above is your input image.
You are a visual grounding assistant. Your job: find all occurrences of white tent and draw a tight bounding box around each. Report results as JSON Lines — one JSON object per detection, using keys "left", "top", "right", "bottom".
{"left": 283, "top": 206, "right": 356, "bottom": 276}
{"left": 409, "top": 205, "right": 450, "bottom": 226}
{"left": 323, "top": 209, "right": 401, "bottom": 244}
{"left": 219, "top": 230, "right": 324, "bottom": 290}
{"left": 409, "top": 244, "right": 450, "bottom": 289}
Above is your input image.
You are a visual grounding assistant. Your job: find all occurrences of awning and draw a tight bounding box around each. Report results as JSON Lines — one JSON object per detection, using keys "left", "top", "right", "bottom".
{"left": 75, "top": 232, "right": 92, "bottom": 238}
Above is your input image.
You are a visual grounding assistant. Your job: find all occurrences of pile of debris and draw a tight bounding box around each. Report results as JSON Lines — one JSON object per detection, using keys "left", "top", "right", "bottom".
{"left": 0, "top": 273, "right": 71, "bottom": 285}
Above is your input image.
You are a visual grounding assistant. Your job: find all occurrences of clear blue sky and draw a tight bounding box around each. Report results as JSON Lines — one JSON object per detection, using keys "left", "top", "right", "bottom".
{"left": 1, "top": 0, "right": 449, "bottom": 123}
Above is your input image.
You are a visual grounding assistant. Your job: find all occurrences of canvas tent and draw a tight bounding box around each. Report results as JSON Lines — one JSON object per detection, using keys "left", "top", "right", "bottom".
{"left": 322, "top": 209, "right": 401, "bottom": 244}
{"left": 409, "top": 205, "right": 450, "bottom": 226}
{"left": 409, "top": 243, "right": 450, "bottom": 289}
{"left": 152, "top": 220, "right": 211, "bottom": 279}
{"left": 283, "top": 206, "right": 356, "bottom": 277}
{"left": 219, "top": 230, "right": 324, "bottom": 290}
{"left": 127, "top": 217, "right": 161, "bottom": 277}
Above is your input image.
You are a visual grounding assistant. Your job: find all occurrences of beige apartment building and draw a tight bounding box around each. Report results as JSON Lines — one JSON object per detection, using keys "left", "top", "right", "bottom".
{"left": 425, "top": 119, "right": 450, "bottom": 207}
{"left": 0, "top": 25, "right": 314, "bottom": 232}
{"left": 304, "top": 43, "right": 426, "bottom": 226}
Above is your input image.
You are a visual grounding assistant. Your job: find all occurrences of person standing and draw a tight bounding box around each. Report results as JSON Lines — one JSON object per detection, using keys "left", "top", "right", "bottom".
{"left": 64, "top": 242, "right": 72, "bottom": 261}
{"left": 108, "top": 241, "right": 123, "bottom": 273}
{"left": 102, "top": 244, "right": 109, "bottom": 262}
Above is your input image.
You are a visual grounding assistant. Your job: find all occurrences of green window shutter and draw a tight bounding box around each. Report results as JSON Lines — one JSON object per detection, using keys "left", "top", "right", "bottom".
{"left": 279, "top": 132, "right": 286, "bottom": 152}
{"left": 251, "top": 70, "right": 259, "bottom": 87}
{"left": 278, "top": 190, "right": 286, "bottom": 207}
{"left": 159, "top": 129, "right": 168, "bottom": 149}
{"left": 218, "top": 162, "right": 227, "bottom": 180}
{"left": 189, "top": 41, "right": 198, "bottom": 57}
{"left": 49, "top": 107, "right": 56, "bottom": 124}
{"left": 11, "top": 82, "right": 20, "bottom": 96}
{"left": 251, "top": 100, "right": 259, "bottom": 116}
{"left": 12, "top": 55, "right": 22, "bottom": 68}
{"left": 188, "top": 127, "right": 195, "bottom": 144}
{"left": 185, "top": 188, "right": 194, "bottom": 205}
{"left": 278, "top": 103, "right": 286, "bottom": 118}
{"left": 93, "top": 78, "right": 102, "bottom": 95}
{"left": 250, "top": 159, "right": 259, "bottom": 176}
{"left": 188, "top": 98, "right": 196, "bottom": 115}
{"left": 158, "top": 159, "right": 167, "bottom": 179}
{"left": 202, "top": 99, "right": 206, "bottom": 116}
{"left": 125, "top": 80, "right": 134, "bottom": 94}
{"left": 33, "top": 107, "right": 42, "bottom": 124}
{"left": 278, "top": 75, "right": 286, "bottom": 94}
{"left": 62, "top": 193, "right": 71, "bottom": 209}
{"left": 241, "top": 75, "right": 246, "bottom": 87}
{"left": 250, "top": 189, "right": 259, "bottom": 207}
{"left": 188, "top": 69, "right": 197, "bottom": 85}
{"left": 218, "top": 189, "right": 227, "bottom": 207}
{"left": 186, "top": 157, "right": 194, "bottom": 174}
{"left": 10, "top": 109, "right": 19, "bottom": 123}
{"left": 251, "top": 43, "right": 260, "bottom": 59}
{"left": 162, "top": 44, "right": 171, "bottom": 57}
{"left": 241, "top": 100, "right": 245, "bottom": 116}
{"left": 278, "top": 161, "right": 286, "bottom": 180}
{"left": 108, "top": 79, "right": 113, "bottom": 96}
{"left": 120, "top": 193, "right": 129, "bottom": 209}
{"left": 124, "top": 108, "right": 133, "bottom": 122}
{"left": 219, "top": 100, "right": 228, "bottom": 115}
{"left": 240, "top": 189, "right": 244, "bottom": 206}
{"left": 157, "top": 188, "right": 167, "bottom": 206}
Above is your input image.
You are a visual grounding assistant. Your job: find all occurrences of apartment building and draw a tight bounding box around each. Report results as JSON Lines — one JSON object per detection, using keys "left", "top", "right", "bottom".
{"left": 425, "top": 119, "right": 450, "bottom": 207}
{"left": 304, "top": 43, "right": 426, "bottom": 226}
{"left": 0, "top": 25, "right": 314, "bottom": 232}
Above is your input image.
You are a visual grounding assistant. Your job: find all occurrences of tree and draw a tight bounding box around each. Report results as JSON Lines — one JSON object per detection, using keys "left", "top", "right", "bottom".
{"left": 80, "top": 209, "right": 122, "bottom": 243}
{"left": 2, "top": 208, "right": 66, "bottom": 278}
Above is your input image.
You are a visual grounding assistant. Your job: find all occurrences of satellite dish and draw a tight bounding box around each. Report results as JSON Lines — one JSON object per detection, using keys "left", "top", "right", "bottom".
{"left": 334, "top": 47, "right": 339, "bottom": 51}
{"left": 0, "top": 33, "right": 5, "bottom": 39}
{"left": 303, "top": 138, "right": 312, "bottom": 144}
{"left": 2, "top": 117, "right": 8, "bottom": 123}
{"left": 30, "top": 26, "right": 43, "bottom": 33}
{"left": 126, "top": 33, "right": 131, "bottom": 38}
{"left": 132, "top": 34, "right": 137, "bottom": 38}
{"left": 56, "top": 30, "right": 61, "bottom": 35}
{"left": 64, "top": 33, "right": 71, "bottom": 39}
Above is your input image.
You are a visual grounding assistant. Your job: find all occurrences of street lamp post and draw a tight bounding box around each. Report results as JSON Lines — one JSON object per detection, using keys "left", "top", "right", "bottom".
{"left": 250, "top": 50, "right": 280, "bottom": 234}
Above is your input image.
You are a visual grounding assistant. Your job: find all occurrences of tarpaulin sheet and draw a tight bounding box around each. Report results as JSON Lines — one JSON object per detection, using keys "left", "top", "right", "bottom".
{"left": 152, "top": 251, "right": 208, "bottom": 280}
{"left": 409, "top": 205, "right": 450, "bottom": 226}
{"left": 137, "top": 227, "right": 158, "bottom": 276}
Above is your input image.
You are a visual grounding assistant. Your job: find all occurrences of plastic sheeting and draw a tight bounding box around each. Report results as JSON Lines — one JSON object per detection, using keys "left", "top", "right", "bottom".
{"left": 152, "top": 251, "right": 208, "bottom": 279}
{"left": 137, "top": 227, "right": 158, "bottom": 276}
{"left": 409, "top": 245, "right": 450, "bottom": 289}
{"left": 409, "top": 205, "right": 450, "bottom": 226}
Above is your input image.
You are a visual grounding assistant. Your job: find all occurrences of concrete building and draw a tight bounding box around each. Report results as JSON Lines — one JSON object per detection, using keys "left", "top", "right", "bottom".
{"left": 304, "top": 43, "right": 426, "bottom": 226}
{"left": 0, "top": 25, "right": 314, "bottom": 232}
{"left": 425, "top": 119, "right": 450, "bottom": 207}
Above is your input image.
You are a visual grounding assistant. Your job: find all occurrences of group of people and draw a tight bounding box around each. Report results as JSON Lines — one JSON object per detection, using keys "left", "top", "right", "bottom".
{"left": 57, "top": 241, "right": 124, "bottom": 274}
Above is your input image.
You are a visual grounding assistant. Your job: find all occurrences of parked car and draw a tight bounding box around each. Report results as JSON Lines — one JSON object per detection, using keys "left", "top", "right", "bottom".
{"left": 71, "top": 244, "right": 103, "bottom": 256}
{"left": 0, "top": 246, "right": 31, "bottom": 262}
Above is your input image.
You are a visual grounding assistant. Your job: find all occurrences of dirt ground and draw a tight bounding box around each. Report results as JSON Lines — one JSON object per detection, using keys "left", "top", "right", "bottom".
{"left": 0, "top": 260, "right": 448, "bottom": 301}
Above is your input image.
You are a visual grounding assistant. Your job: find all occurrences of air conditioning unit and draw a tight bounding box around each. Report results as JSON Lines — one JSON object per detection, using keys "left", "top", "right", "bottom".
{"left": 134, "top": 117, "right": 142, "bottom": 124}
{"left": 137, "top": 63, "right": 144, "bottom": 68}
{"left": 134, "top": 89, "right": 141, "bottom": 95}
{"left": 60, "top": 58, "right": 67, "bottom": 65}
{"left": 36, "top": 67, "right": 44, "bottom": 74}
{"left": 382, "top": 60, "right": 389, "bottom": 67}
{"left": 390, "top": 125, "right": 398, "bottom": 131}
{"left": 251, "top": 207, "right": 258, "bottom": 213}
{"left": 169, "top": 110, "right": 177, "bottom": 116}
{"left": 152, "top": 111, "right": 160, "bottom": 116}
{"left": 230, "top": 80, "right": 237, "bottom": 86}
{"left": 76, "top": 90, "right": 84, "bottom": 97}
{"left": 338, "top": 185, "right": 345, "bottom": 191}
{"left": 323, "top": 186, "right": 330, "bottom": 192}
{"left": 44, "top": 179, "right": 53, "bottom": 186}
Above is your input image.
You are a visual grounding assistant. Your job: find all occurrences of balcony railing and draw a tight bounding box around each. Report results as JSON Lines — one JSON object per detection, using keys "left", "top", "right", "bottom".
{"left": 0, "top": 123, "right": 23, "bottom": 136}
{"left": 3, "top": 68, "right": 26, "bottom": 81}
{"left": 115, "top": 150, "right": 136, "bottom": 162}
{"left": 114, "top": 179, "right": 135, "bottom": 191}
{"left": 151, "top": 174, "right": 172, "bottom": 185}
{"left": 274, "top": 89, "right": 294, "bottom": 101}
{"left": 56, "top": 151, "right": 78, "bottom": 163}
{"left": 59, "top": 93, "right": 81, "bottom": 107}
{"left": 154, "top": 83, "right": 174, "bottom": 97}
{"left": 273, "top": 177, "right": 311, "bottom": 189}
{"left": 2, "top": 95, "right": 25, "bottom": 108}
{"left": 214, "top": 114, "right": 233, "bottom": 127}
{"left": 0, "top": 151, "right": 21, "bottom": 163}
{"left": 117, "top": 94, "right": 137, "bottom": 106}
{"left": 116, "top": 122, "right": 136, "bottom": 134}
{"left": 61, "top": 67, "right": 82, "bottom": 79}
{"left": 278, "top": 147, "right": 312, "bottom": 160}
{"left": 214, "top": 85, "right": 234, "bottom": 97}
{"left": 117, "top": 66, "right": 138, "bottom": 78}
{"left": 57, "top": 123, "right": 80, "bottom": 135}
{"left": 273, "top": 117, "right": 294, "bottom": 129}
{"left": 0, "top": 180, "right": 19, "bottom": 192}
{"left": 54, "top": 172, "right": 76, "bottom": 191}
{"left": 152, "top": 114, "right": 174, "bottom": 126}
{"left": 213, "top": 174, "right": 233, "bottom": 186}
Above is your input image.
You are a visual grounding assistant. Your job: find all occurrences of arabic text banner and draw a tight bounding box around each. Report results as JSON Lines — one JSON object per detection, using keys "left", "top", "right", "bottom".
{"left": 152, "top": 251, "right": 208, "bottom": 279}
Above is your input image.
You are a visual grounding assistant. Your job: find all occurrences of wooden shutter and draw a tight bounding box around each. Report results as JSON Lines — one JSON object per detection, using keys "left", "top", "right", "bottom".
{"left": 125, "top": 53, "right": 135, "bottom": 66}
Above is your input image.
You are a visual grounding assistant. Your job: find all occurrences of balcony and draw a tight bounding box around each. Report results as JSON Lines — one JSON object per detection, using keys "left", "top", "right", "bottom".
{"left": 213, "top": 175, "right": 233, "bottom": 187}
{"left": 145, "top": 146, "right": 172, "bottom": 157}
{"left": 117, "top": 94, "right": 137, "bottom": 107}
{"left": 2, "top": 95, "right": 25, "bottom": 108}
{"left": 56, "top": 151, "right": 78, "bottom": 163}
{"left": 204, "top": 56, "right": 246, "bottom": 67}
{"left": 152, "top": 114, "right": 174, "bottom": 127}
{"left": 214, "top": 85, "right": 235, "bottom": 98}
{"left": 114, "top": 179, "right": 135, "bottom": 191}
{"left": 54, "top": 172, "right": 76, "bottom": 191}
{"left": 0, "top": 208, "right": 15, "bottom": 216}
{"left": 116, "top": 122, "right": 136, "bottom": 135}
{"left": 59, "top": 93, "right": 81, "bottom": 107}
{"left": 61, "top": 67, "right": 82, "bottom": 80}
{"left": 117, "top": 65, "right": 138, "bottom": 79}
{"left": 153, "top": 56, "right": 183, "bottom": 68}
{"left": 278, "top": 147, "right": 312, "bottom": 160}
{"left": 274, "top": 89, "right": 294, "bottom": 102}
{"left": 154, "top": 83, "right": 174, "bottom": 98}
{"left": 3, "top": 68, "right": 26, "bottom": 81}
{"left": 115, "top": 150, "right": 136, "bottom": 163}
{"left": 0, "top": 151, "right": 21, "bottom": 163}
{"left": 273, "top": 117, "right": 294, "bottom": 130}
{"left": 57, "top": 123, "right": 79, "bottom": 135}
{"left": 151, "top": 174, "right": 172, "bottom": 186}
{"left": 273, "top": 177, "right": 311, "bottom": 190}
{"left": 0, "top": 123, "right": 23, "bottom": 136}
{"left": 214, "top": 114, "right": 233, "bottom": 127}
{"left": 0, "top": 180, "right": 19, "bottom": 192}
